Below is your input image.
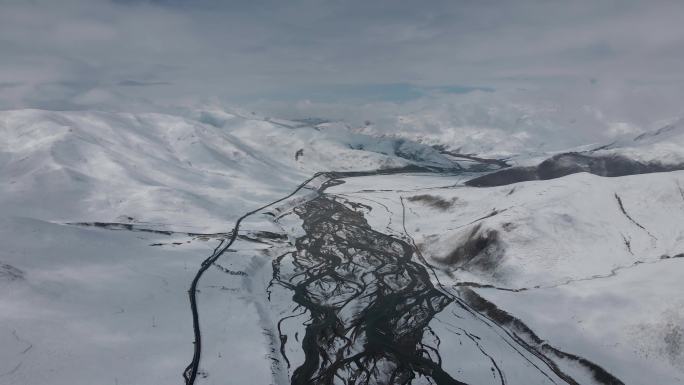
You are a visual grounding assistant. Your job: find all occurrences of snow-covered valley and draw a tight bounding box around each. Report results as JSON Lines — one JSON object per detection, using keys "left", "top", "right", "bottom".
{"left": 2, "top": 109, "right": 684, "bottom": 385}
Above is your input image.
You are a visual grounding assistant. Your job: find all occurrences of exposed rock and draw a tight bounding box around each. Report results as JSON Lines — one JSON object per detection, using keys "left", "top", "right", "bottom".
{"left": 407, "top": 194, "right": 457, "bottom": 210}
{"left": 466, "top": 152, "right": 683, "bottom": 187}
{"left": 439, "top": 224, "right": 503, "bottom": 272}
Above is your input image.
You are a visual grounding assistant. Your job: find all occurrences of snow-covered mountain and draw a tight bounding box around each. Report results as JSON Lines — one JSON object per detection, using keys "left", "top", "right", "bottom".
{"left": 0, "top": 109, "right": 460, "bottom": 231}
{"left": 2, "top": 108, "right": 684, "bottom": 385}
{"left": 0, "top": 109, "right": 468, "bottom": 385}
{"left": 324, "top": 121, "right": 684, "bottom": 383}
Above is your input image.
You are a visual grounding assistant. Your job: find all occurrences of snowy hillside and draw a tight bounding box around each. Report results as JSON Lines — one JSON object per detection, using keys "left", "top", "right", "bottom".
{"left": 2, "top": 108, "right": 684, "bottom": 385}
{"left": 600, "top": 117, "right": 684, "bottom": 165}
{"left": 322, "top": 121, "right": 684, "bottom": 383}
{"left": 0, "top": 109, "right": 461, "bottom": 232}
{"left": 0, "top": 109, "right": 470, "bottom": 385}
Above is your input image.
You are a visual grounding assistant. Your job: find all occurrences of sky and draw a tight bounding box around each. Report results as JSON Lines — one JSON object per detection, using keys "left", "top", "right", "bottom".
{"left": 2, "top": 0, "right": 684, "bottom": 135}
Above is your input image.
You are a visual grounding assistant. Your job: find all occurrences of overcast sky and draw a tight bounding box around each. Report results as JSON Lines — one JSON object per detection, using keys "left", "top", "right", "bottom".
{"left": 2, "top": 0, "right": 684, "bottom": 129}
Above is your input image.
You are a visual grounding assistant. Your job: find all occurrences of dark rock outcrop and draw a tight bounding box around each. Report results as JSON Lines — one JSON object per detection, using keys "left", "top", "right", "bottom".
{"left": 466, "top": 152, "right": 683, "bottom": 187}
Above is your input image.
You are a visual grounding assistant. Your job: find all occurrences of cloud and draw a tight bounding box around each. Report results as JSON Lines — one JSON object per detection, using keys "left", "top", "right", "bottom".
{"left": 0, "top": 0, "right": 683, "bottom": 132}
{"left": 0, "top": 82, "right": 24, "bottom": 89}
{"left": 117, "top": 80, "right": 172, "bottom": 87}
{"left": 249, "top": 83, "right": 494, "bottom": 103}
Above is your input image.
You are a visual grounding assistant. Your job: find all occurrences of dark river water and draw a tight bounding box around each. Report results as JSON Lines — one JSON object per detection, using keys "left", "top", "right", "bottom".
{"left": 273, "top": 195, "right": 462, "bottom": 384}
{"left": 265, "top": 178, "right": 625, "bottom": 385}
{"left": 185, "top": 170, "right": 626, "bottom": 385}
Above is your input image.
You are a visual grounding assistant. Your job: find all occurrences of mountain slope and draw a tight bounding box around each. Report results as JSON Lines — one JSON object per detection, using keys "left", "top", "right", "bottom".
{"left": 0, "top": 109, "right": 462, "bottom": 231}
{"left": 2, "top": 109, "right": 684, "bottom": 384}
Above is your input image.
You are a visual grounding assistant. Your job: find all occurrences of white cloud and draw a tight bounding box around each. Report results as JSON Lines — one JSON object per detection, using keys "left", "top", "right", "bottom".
{"left": 0, "top": 0, "right": 682, "bottom": 136}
